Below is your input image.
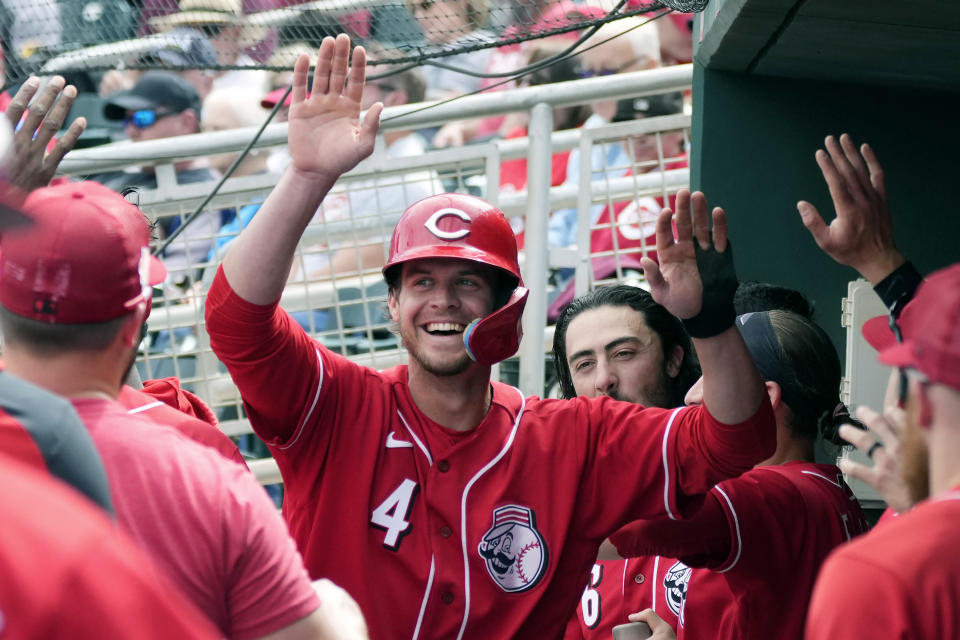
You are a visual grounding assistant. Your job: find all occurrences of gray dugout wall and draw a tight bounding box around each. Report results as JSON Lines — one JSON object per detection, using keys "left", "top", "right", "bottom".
{"left": 690, "top": 64, "right": 960, "bottom": 351}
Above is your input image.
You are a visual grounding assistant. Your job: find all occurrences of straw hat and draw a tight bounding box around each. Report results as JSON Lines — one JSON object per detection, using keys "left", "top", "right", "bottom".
{"left": 149, "top": 0, "right": 247, "bottom": 31}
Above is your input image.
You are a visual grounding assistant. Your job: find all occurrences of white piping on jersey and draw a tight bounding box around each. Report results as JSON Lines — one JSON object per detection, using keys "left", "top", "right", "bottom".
{"left": 456, "top": 386, "right": 526, "bottom": 640}
{"left": 621, "top": 558, "right": 628, "bottom": 596}
{"left": 801, "top": 469, "right": 842, "bottom": 488}
{"left": 713, "top": 485, "right": 742, "bottom": 574}
{"left": 660, "top": 407, "right": 684, "bottom": 520}
{"left": 411, "top": 555, "right": 436, "bottom": 640}
{"left": 126, "top": 400, "right": 164, "bottom": 414}
{"left": 935, "top": 491, "right": 960, "bottom": 503}
{"left": 278, "top": 348, "right": 324, "bottom": 451}
{"left": 396, "top": 410, "right": 433, "bottom": 466}
{"left": 651, "top": 556, "right": 660, "bottom": 611}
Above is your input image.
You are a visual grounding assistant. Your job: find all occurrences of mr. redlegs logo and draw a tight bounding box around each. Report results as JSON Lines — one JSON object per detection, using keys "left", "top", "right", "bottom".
{"left": 478, "top": 505, "right": 548, "bottom": 592}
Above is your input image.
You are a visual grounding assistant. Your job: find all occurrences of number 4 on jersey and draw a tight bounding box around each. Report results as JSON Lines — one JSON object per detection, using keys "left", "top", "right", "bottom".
{"left": 370, "top": 478, "right": 419, "bottom": 550}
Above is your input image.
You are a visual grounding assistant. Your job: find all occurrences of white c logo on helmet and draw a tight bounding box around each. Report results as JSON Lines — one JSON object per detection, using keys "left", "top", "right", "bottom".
{"left": 424, "top": 208, "right": 471, "bottom": 240}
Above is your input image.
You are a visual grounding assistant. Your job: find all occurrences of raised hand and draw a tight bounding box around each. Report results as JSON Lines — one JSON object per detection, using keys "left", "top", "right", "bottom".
{"left": 287, "top": 34, "right": 382, "bottom": 183}
{"left": 797, "top": 134, "right": 903, "bottom": 284}
{"left": 641, "top": 189, "right": 729, "bottom": 321}
{"left": 4, "top": 75, "right": 86, "bottom": 192}
{"left": 838, "top": 405, "right": 914, "bottom": 513}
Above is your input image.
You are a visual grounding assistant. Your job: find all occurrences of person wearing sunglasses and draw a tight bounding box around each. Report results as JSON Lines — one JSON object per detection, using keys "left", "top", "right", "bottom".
{"left": 806, "top": 262, "right": 960, "bottom": 640}
{"left": 98, "top": 71, "right": 222, "bottom": 286}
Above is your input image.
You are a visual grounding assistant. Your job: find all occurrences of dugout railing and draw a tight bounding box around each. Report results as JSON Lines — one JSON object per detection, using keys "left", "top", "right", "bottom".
{"left": 59, "top": 65, "right": 693, "bottom": 485}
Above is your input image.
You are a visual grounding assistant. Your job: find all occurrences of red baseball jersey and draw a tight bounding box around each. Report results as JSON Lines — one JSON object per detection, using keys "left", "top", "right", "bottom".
{"left": 608, "top": 461, "right": 868, "bottom": 640}
{"left": 563, "top": 556, "right": 680, "bottom": 640}
{"left": 807, "top": 488, "right": 960, "bottom": 640}
{"left": 205, "top": 267, "right": 775, "bottom": 640}
{"left": 0, "top": 454, "right": 219, "bottom": 640}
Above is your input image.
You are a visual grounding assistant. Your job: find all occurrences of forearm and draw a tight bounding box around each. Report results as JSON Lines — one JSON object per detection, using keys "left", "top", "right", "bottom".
{"left": 611, "top": 494, "right": 731, "bottom": 565}
{"left": 693, "top": 325, "right": 765, "bottom": 424}
{"left": 222, "top": 167, "right": 338, "bottom": 305}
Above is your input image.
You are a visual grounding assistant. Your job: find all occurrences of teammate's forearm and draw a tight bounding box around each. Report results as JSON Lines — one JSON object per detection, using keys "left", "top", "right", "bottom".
{"left": 693, "top": 326, "right": 765, "bottom": 424}
{"left": 222, "top": 167, "right": 337, "bottom": 305}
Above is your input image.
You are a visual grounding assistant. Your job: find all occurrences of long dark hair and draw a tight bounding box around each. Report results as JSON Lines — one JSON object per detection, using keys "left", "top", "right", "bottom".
{"left": 552, "top": 285, "right": 700, "bottom": 403}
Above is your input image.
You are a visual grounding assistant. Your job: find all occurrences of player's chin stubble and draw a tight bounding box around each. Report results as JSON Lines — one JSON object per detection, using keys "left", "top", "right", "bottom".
{"left": 401, "top": 331, "right": 474, "bottom": 377}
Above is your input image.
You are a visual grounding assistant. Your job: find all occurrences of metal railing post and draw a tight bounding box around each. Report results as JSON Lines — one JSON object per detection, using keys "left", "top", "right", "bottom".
{"left": 519, "top": 101, "right": 552, "bottom": 397}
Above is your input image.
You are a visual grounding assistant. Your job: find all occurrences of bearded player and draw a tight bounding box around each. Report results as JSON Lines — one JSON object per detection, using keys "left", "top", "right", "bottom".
{"left": 206, "top": 34, "right": 776, "bottom": 639}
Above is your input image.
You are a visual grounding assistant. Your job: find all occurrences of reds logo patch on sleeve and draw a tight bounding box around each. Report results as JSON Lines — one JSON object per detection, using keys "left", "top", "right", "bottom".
{"left": 478, "top": 505, "right": 548, "bottom": 593}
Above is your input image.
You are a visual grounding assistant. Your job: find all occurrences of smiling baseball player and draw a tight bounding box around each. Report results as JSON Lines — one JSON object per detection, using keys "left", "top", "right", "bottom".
{"left": 206, "top": 34, "right": 775, "bottom": 640}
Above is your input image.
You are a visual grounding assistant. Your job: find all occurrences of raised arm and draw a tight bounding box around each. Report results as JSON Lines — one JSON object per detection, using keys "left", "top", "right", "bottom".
{"left": 221, "top": 34, "right": 382, "bottom": 304}
{"left": 641, "top": 190, "right": 765, "bottom": 424}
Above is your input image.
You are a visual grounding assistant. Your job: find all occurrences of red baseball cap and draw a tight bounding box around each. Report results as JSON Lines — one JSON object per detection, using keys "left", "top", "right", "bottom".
{"left": 861, "top": 294, "right": 924, "bottom": 353}
{"left": 0, "top": 182, "right": 167, "bottom": 324}
{"left": 877, "top": 264, "right": 960, "bottom": 390}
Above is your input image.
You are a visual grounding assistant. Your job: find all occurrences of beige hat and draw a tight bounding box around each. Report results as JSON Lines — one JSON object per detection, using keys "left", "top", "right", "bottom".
{"left": 149, "top": 0, "right": 246, "bottom": 31}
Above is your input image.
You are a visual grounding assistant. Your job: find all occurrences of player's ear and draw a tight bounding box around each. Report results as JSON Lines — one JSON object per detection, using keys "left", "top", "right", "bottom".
{"left": 764, "top": 380, "right": 783, "bottom": 411}
{"left": 387, "top": 287, "right": 400, "bottom": 323}
{"left": 665, "top": 344, "right": 683, "bottom": 379}
{"left": 120, "top": 302, "right": 148, "bottom": 349}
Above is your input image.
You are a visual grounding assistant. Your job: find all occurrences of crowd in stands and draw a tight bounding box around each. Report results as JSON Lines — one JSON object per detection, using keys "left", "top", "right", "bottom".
{"left": 0, "top": 4, "right": 956, "bottom": 639}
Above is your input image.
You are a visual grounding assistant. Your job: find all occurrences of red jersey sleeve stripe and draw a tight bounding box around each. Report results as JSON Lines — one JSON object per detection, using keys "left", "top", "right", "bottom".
{"left": 457, "top": 387, "right": 527, "bottom": 640}
{"left": 713, "top": 485, "right": 743, "bottom": 574}
{"left": 660, "top": 407, "right": 685, "bottom": 520}
{"left": 277, "top": 348, "right": 324, "bottom": 452}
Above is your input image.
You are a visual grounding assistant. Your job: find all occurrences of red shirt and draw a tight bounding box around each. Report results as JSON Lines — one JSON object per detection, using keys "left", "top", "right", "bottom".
{"left": 72, "top": 397, "right": 317, "bottom": 639}
{"left": 0, "top": 454, "right": 219, "bottom": 639}
{"left": 807, "top": 487, "right": 960, "bottom": 640}
{"left": 117, "top": 382, "right": 247, "bottom": 468}
{"left": 205, "top": 266, "right": 776, "bottom": 640}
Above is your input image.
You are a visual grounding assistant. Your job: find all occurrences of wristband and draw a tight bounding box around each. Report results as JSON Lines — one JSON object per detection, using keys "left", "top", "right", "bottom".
{"left": 682, "top": 238, "right": 738, "bottom": 339}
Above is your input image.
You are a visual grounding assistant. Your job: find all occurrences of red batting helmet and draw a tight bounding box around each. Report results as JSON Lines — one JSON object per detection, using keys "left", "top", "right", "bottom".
{"left": 383, "top": 193, "right": 528, "bottom": 366}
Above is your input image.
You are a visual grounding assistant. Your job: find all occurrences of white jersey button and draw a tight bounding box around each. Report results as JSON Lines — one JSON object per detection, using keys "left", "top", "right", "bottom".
{"left": 634, "top": 574, "right": 645, "bottom": 584}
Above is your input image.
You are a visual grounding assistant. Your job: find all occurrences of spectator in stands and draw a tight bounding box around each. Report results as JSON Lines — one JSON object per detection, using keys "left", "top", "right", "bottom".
{"left": 0, "top": 455, "right": 221, "bottom": 639}
{"left": 405, "top": 0, "right": 494, "bottom": 100}
{"left": 0, "top": 181, "right": 369, "bottom": 640}
{"left": 98, "top": 71, "right": 223, "bottom": 285}
{"left": 806, "top": 263, "right": 960, "bottom": 640}
{"left": 655, "top": 11, "right": 693, "bottom": 66}
{"left": 149, "top": 0, "right": 270, "bottom": 94}
{"left": 202, "top": 86, "right": 270, "bottom": 176}
{"left": 547, "top": 18, "right": 665, "bottom": 253}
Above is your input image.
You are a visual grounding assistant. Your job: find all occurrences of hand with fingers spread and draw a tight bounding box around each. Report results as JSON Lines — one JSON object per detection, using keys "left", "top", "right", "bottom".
{"left": 797, "top": 133, "right": 904, "bottom": 284}
{"left": 640, "top": 189, "right": 737, "bottom": 337}
{"left": 287, "top": 34, "right": 382, "bottom": 183}
{"left": 4, "top": 75, "right": 87, "bottom": 192}
{"left": 838, "top": 405, "right": 914, "bottom": 513}
{"left": 627, "top": 609, "right": 677, "bottom": 640}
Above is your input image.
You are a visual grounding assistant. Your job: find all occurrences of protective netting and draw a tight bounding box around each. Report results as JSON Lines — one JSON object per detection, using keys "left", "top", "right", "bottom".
{"left": 0, "top": 0, "right": 703, "bottom": 88}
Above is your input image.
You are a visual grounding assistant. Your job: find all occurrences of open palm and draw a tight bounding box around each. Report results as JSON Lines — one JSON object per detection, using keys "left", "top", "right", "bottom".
{"left": 640, "top": 190, "right": 728, "bottom": 320}
{"left": 287, "top": 34, "right": 382, "bottom": 182}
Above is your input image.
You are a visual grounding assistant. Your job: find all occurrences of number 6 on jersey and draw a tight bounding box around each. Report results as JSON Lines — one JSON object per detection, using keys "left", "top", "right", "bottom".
{"left": 371, "top": 478, "right": 419, "bottom": 550}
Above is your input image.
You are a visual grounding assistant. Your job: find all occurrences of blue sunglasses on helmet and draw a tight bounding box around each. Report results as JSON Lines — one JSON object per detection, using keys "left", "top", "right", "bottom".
{"left": 123, "top": 108, "right": 178, "bottom": 129}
